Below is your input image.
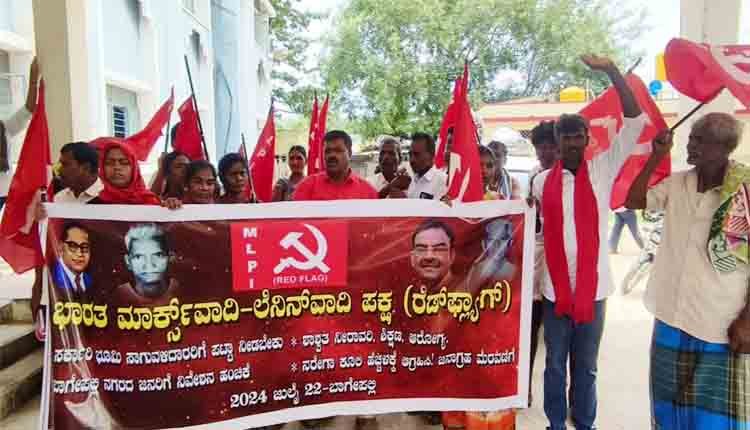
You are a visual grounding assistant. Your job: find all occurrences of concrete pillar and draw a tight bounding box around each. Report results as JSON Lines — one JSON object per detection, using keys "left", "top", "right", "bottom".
{"left": 675, "top": 0, "right": 742, "bottom": 169}
{"left": 31, "top": 0, "right": 93, "bottom": 154}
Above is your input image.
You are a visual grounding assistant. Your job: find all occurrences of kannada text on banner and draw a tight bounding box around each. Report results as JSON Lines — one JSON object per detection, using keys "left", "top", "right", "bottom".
{"left": 42, "top": 201, "right": 534, "bottom": 429}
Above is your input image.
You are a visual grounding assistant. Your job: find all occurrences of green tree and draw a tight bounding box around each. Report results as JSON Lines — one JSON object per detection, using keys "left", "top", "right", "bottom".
{"left": 322, "top": 0, "right": 646, "bottom": 138}
{"left": 269, "top": 0, "right": 322, "bottom": 115}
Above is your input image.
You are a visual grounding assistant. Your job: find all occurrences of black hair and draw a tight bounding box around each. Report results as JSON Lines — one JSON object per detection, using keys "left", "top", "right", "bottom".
{"left": 185, "top": 160, "right": 217, "bottom": 184}
{"left": 324, "top": 130, "right": 353, "bottom": 154}
{"left": 487, "top": 140, "right": 508, "bottom": 156}
{"left": 161, "top": 151, "right": 189, "bottom": 198}
{"left": 379, "top": 137, "right": 402, "bottom": 163}
{"left": 478, "top": 145, "right": 496, "bottom": 161}
{"left": 411, "top": 219, "right": 455, "bottom": 248}
{"left": 61, "top": 222, "right": 88, "bottom": 242}
{"left": 61, "top": 142, "right": 98, "bottom": 174}
{"left": 411, "top": 132, "right": 436, "bottom": 155}
{"left": 554, "top": 114, "right": 589, "bottom": 142}
{"left": 531, "top": 120, "right": 557, "bottom": 147}
{"left": 217, "top": 153, "right": 247, "bottom": 190}
{"left": 162, "top": 151, "right": 189, "bottom": 173}
{"left": 289, "top": 145, "right": 307, "bottom": 159}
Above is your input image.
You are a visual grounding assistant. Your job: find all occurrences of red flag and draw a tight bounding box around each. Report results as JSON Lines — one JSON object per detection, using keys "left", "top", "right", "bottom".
{"left": 665, "top": 38, "right": 750, "bottom": 108}
{"left": 0, "top": 80, "right": 50, "bottom": 273}
{"left": 435, "top": 76, "right": 462, "bottom": 169}
{"left": 249, "top": 107, "right": 276, "bottom": 203}
{"left": 309, "top": 94, "right": 329, "bottom": 175}
{"left": 446, "top": 64, "right": 483, "bottom": 202}
{"left": 580, "top": 74, "right": 670, "bottom": 209}
{"left": 125, "top": 89, "right": 174, "bottom": 161}
{"left": 174, "top": 97, "right": 205, "bottom": 160}
{"left": 306, "top": 95, "right": 320, "bottom": 176}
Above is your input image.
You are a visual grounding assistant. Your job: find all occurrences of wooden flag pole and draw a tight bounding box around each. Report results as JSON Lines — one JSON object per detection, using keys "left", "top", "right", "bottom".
{"left": 626, "top": 58, "right": 643, "bottom": 75}
{"left": 670, "top": 101, "right": 707, "bottom": 132}
{"left": 163, "top": 110, "right": 172, "bottom": 154}
{"left": 183, "top": 55, "right": 210, "bottom": 162}
{"left": 241, "top": 133, "right": 249, "bottom": 160}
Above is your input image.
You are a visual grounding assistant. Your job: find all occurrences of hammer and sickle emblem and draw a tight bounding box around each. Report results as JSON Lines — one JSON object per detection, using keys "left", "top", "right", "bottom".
{"left": 273, "top": 224, "right": 331, "bottom": 274}
{"left": 710, "top": 45, "right": 750, "bottom": 85}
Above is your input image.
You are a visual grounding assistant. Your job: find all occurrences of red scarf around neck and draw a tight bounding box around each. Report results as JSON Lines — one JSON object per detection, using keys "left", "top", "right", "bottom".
{"left": 542, "top": 160, "right": 599, "bottom": 324}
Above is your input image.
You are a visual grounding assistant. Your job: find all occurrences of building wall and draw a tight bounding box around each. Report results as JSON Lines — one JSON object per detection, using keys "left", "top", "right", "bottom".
{"left": 211, "top": 0, "right": 242, "bottom": 157}
{"left": 0, "top": 1, "right": 14, "bottom": 33}
{"left": 0, "top": 0, "right": 274, "bottom": 178}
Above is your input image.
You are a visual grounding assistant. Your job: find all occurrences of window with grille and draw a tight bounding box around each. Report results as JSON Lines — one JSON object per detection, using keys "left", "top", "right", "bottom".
{"left": 106, "top": 85, "right": 139, "bottom": 138}
{"left": 112, "top": 105, "right": 128, "bottom": 137}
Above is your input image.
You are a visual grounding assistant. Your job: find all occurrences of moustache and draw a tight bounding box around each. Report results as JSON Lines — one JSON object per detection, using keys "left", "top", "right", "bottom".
{"left": 419, "top": 260, "right": 441, "bottom": 268}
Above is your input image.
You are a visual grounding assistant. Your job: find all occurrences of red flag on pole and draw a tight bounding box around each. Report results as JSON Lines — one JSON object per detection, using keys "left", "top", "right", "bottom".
{"left": 665, "top": 38, "right": 750, "bottom": 108}
{"left": 309, "top": 94, "right": 329, "bottom": 175}
{"left": 174, "top": 97, "right": 205, "bottom": 160}
{"left": 306, "top": 95, "right": 320, "bottom": 176}
{"left": 125, "top": 89, "right": 174, "bottom": 161}
{"left": 249, "top": 106, "right": 276, "bottom": 203}
{"left": 580, "top": 74, "right": 670, "bottom": 209}
{"left": 435, "top": 76, "right": 462, "bottom": 169}
{"left": 446, "top": 63, "right": 483, "bottom": 202}
{"left": 0, "top": 80, "right": 50, "bottom": 273}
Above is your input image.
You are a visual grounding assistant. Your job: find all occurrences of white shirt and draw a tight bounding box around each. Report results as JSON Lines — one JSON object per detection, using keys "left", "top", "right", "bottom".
{"left": 367, "top": 173, "right": 389, "bottom": 192}
{"left": 58, "top": 257, "right": 86, "bottom": 292}
{"left": 407, "top": 166, "right": 447, "bottom": 200}
{"left": 644, "top": 169, "right": 749, "bottom": 343}
{"left": 54, "top": 179, "right": 103, "bottom": 204}
{"left": 0, "top": 107, "right": 33, "bottom": 196}
{"left": 532, "top": 114, "right": 647, "bottom": 301}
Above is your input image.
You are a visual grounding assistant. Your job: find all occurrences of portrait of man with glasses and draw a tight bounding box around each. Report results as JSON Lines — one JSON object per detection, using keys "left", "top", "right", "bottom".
{"left": 52, "top": 222, "right": 93, "bottom": 301}
{"left": 410, "top": 219, "right": 456, "bottom": 290}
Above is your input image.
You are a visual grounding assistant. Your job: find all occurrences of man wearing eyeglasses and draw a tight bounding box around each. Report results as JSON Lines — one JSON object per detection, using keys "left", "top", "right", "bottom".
{"left": 410, "top": 219, "right": 456, "bottom": 290}
{"left": 52, "top": 222, "right": 93, "bottom": 301}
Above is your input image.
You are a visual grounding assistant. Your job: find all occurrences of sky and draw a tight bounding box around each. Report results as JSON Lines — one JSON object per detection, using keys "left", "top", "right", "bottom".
{"left": 297, "top": 0, "right": 750, "bottom": 90}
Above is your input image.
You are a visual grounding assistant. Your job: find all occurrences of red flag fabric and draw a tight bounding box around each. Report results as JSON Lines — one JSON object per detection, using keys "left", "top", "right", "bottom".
{"left": 446, "top": 64, "right": 483, "bottom": 202}
{"left": 665, "top": 38, "right": 750, "bottom": 108}
{"left": 435, "top": 77, "right": 462, "bottom": 169}
{"left": 125, "top": 89, "right": 174, "bottom": 161}
{"left": 0, "top": 80, "right": 50, "bottom": 273}
{"left": 306, "top": 95, "right": 320, "bottom": 176}
{"left": 309, "top": 95, "right": 329, "bottom": 175}
{"left": 580, "top": 74, "right": 670, "bottom": 209}
{"left": 174, "top": 97, "right": 205, "bottom": 160}
{"left": 249, "top": 107, "right": 276, "bottom": 203}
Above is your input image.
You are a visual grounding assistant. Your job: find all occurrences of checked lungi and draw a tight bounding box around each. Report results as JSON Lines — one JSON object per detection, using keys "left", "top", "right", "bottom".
{"left": 651, "top": 319, "right": 750, "bottom": 429}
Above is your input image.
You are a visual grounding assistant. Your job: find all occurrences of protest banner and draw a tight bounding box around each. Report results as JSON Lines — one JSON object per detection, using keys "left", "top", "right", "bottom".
{"left": 41, "top": 199, "right": 534, "bottom": 429}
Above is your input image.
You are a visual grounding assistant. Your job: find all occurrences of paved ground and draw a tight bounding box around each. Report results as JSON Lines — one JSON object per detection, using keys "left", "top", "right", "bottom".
{"left": 0, "top": 233, "right": 652, "bottom": 429}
